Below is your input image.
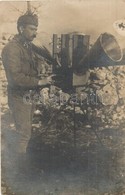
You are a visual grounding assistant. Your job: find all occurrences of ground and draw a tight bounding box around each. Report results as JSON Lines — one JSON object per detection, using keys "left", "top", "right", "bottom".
{"left": 1, "top": 99, "right": 125, "bottom": 195}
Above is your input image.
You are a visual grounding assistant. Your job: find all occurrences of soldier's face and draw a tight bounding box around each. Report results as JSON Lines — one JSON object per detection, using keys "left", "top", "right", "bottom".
{"left": 22, "top": 24, "right": 37, "bottom": 41}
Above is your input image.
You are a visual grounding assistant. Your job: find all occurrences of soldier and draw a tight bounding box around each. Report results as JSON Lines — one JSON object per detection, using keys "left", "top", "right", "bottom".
{"left": 2, "top": 13, "right": 53, "bottom": 172}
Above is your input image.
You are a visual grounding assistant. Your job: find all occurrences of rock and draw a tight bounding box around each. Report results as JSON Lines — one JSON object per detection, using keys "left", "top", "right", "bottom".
{"left": 34, "top": 109, "right": 41, "bottom": 115}
{"left": 119, "top": 87, "right": 125, "bottom": 99}
{"left": 10, "top": 123, "right": 15, "bottom": 128}
{"left": 1, "top": 187, "right": 6, "bottom": 194}
{"left": 112, "top": 113, "right": 118, "bottom": 120}
{"left": 1, "top": 97, "right": 7, "bottom": 105}
{"left": 95, "top": 69, "right": 107, "bottom": 80}
{"left": 96, "top": 84, "right": 118, "bottom": 105}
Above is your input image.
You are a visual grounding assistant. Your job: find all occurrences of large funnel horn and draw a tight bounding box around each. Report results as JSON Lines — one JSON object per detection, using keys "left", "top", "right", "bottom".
{"left": 76, "top": 33, "right": 123, "bottom": 74}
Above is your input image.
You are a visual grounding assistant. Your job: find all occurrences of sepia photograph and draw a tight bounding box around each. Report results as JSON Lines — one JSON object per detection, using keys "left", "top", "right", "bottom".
{"left": 1, "top": 0, "right": 125, "bottom": 194}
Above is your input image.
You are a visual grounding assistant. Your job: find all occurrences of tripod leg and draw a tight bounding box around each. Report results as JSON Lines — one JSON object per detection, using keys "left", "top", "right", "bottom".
{"left": 73, "top": 104, "right": 77, "bottom": 148}
{"left": 91, "top": 126, "right": 104, "bottom": 147}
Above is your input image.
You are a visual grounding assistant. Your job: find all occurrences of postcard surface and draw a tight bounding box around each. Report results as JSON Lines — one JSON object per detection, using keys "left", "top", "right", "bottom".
{"left": 1, "top": 1, "right": 125, "bottom": 194}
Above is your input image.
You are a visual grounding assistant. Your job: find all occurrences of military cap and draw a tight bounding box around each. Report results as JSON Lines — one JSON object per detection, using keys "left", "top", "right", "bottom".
{"left": 17, "top": 13, "right": 38, "bottom": 27}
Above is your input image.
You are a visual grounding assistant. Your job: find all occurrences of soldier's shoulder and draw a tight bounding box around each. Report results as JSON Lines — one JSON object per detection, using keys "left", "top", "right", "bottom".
{"left": 2, "top": 38, "right": 21, "bottom": 54}
{"left": 3, "top": 39, "right": 20, "bottom": 49}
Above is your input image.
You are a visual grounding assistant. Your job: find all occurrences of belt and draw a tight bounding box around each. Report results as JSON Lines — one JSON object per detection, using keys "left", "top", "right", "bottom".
{"left": 7, "top": 85, "right": 39, "bottom": 91}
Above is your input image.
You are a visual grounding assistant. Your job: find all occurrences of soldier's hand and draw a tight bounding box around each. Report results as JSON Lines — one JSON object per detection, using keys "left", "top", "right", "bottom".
{"left": 38, "top": 75, "right": 55, "bottom": 86}
{"left": 46, "top": 75, "right": 55, "bottom": 84}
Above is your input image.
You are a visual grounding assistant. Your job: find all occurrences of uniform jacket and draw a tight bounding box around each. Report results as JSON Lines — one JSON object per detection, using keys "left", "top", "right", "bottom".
{"left": 2, "top": 34, "right": 39, "bottom": 91}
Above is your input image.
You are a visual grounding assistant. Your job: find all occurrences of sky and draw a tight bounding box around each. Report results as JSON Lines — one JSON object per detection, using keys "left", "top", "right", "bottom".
{"left": 0, "top": 0, "right": 125, "bottom": 48}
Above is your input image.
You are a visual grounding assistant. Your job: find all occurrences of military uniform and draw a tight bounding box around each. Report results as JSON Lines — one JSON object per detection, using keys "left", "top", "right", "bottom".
{"left": 2, "top": 33, "right": 39, "bottom": 154}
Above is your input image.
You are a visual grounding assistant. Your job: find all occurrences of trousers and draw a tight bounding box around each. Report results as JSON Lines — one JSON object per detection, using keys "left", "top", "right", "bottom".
{"left": 8, "top": 90, "right": 35, "bottom": 154}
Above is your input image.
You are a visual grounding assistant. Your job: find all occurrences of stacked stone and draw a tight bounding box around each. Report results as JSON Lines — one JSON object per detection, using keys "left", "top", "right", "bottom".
{"left": 0, "top": 33, "right": 13, "bottom": 114}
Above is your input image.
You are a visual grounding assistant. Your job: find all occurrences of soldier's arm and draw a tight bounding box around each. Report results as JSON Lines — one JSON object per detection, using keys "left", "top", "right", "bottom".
{"left": 2, "top": 43, "right": 39, "bottom": 88}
